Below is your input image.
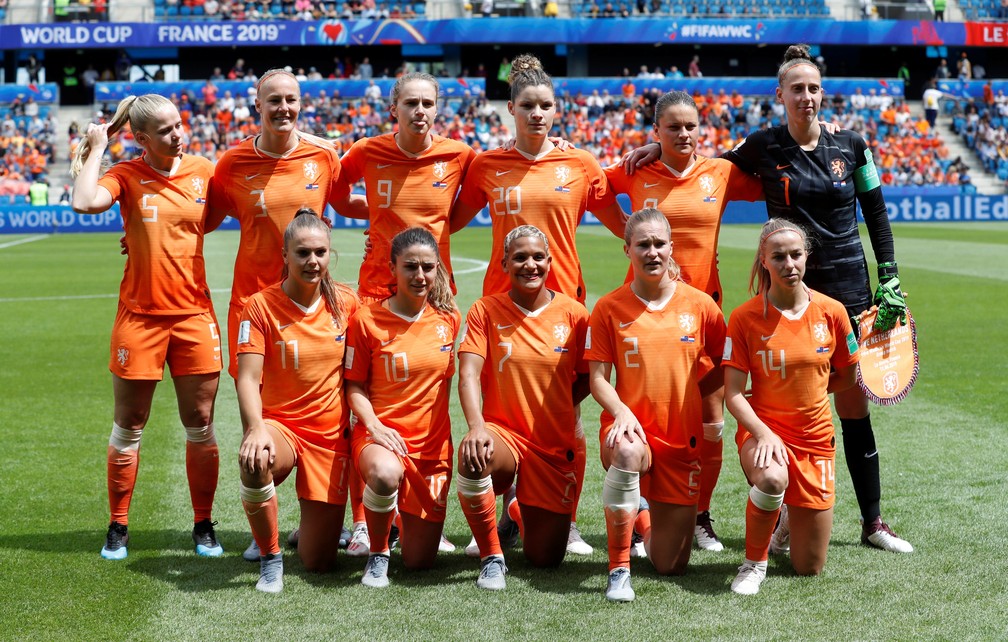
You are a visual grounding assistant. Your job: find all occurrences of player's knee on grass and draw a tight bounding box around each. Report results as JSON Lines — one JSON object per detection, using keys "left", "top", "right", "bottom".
{"left": 521, "top": 505, "right": 570, "bottom": 568}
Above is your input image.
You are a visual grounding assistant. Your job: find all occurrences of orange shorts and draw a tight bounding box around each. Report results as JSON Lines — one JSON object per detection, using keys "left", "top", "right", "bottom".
{"left": 599, "top": 424, "right": 701, "bottom": 507}
{"left": 109, "top": 303, "right": 221, "bottom": 380}
{"left": 351, "top": 428, "right": 451, "bottom": 522}
{"left": 488, "top": 422, "right": 577, "bottom": 515}
{"left": 737, "top": 432, "right": 836, "bottom": 510}
{"left": 269, "top": 419, "right": 351, "bottom": 505}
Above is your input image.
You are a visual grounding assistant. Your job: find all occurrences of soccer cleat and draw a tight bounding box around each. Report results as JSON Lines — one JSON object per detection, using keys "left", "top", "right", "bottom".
{"left": 566, "top": 522, "right": 594, "bottom": 556}
{"left": 605, "top": 567, "right": 635, "bottom": 602}
{"left": 346, "top": 523, "right": 371, "bottom": 558}
{"left": 629, "top": 530, "right": 647, "bottom": 559}
{"left": 388, "top": 523, "right": 400, "bottom": 551}
{"left": 361, "top": 553, "right": 390, "bottom": 588}
{"left": 694, "top": 510, "right": 725, "bottom": 552}
{"left": 287, "top": 527, "right": 300, "bottom": 549}
{"left": 100, "top": 522, "right": 129, "bottom": 560}
{"left": 192, "top": 519, "right": 224, "bottom": 557}
{"left": 242, "top": 538, "right": 260, "bottom": 562}
{"left": 464, "top": 535, "right": 480, "bottom": 558}
{"left": 338, "top": 525, "right": 353, "bottom": 549}
{"left": 438, "top": 534, "right": 456, "bottom": 553}
{"left": 769, "top": 505, "right": 791, "bottom": 555}
{"left": 861, "top": 516, "right": 914, "bottom": 553}
{"left": 476, "top": 556, "right": 507, "bottom": 591}
{"left": 256, "top": 553, "right": 284, "bottom": 593}
{"left": 496, "top": 486, "right": 521, "bottom": 549}
{"left": 731, "top": 560, "right": 768, "bottom": 596}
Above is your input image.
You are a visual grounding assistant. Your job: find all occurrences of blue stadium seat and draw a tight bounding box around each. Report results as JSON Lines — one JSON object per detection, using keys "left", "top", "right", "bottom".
{"left": 167, "top": 5, "right": 179, "bottom": 15}
{"left": 414, "top": 2, "right": 426, "bottom": 13}
{"left": 179, "top": 5, "right": 191, "bottom": 15}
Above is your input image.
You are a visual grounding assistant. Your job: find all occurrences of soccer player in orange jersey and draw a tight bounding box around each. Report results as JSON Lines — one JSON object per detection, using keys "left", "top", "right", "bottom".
{"left": 236, "top": 210, "right": 359, "bottom": 593}
{"left": 723, "top": 218, "right": 860, "bottom": 596}
{"left": 208, "top": 68, "right": 353, "bottom": 381}
{"left": 71, "top": 94, "right": 224, "bottom": 561}
{"left": 333, "top": 72, "right": 474, "bottom": 556}
{"left": 606, "top": 91, "right": 763, "bottom": 554}
{"left": 344, "top": 228, "right": 460, "bottom": 588}
{"left": 586, "top": 209, "right": 726, "bottom": 602}
{"left": 451, "top": 53, "right": 626, "bottom": 557}
{"left": 457, "top": 225, "right": 590, "bottom": 590}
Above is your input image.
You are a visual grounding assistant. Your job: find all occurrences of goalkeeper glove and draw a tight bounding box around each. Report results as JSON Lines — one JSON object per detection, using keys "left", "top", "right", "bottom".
{"left": 873, "top": 261, "right": 907, "bottom": 331}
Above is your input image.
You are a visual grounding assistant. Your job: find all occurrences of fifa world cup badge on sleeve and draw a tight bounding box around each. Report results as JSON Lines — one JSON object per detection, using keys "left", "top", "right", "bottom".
{"left": 855, "top": 307, "right": 919, "bottom": 406}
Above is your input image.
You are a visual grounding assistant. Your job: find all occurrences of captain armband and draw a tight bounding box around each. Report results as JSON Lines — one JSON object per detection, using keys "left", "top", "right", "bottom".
{"left": 854, "top": 148, "right": 881, "bottom": 193}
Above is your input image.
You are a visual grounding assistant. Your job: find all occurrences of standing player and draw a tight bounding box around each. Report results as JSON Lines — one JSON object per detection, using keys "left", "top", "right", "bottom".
{"left": 333, "top": 72, "right": 475, "bottom": 556}
{"left": 456, "top": 225, "right": 590, "bottom": 590}
{"left": 344, "top": 228, "right": 460, "bottom": 588}
{"left": 586, "top": 209, "right": 726, "bottom": 602}
{"left": 71, "top": 94, "right": 223, "bottom": 560}
{"left": 723, "top": 218, "right": 860, "bottom": 595}
{"left": 451, "top": 53, "right": 626, "bottom": 556}
{"left": 721, "top": 45, "right": 912, "bottom": 553}
{"left": 236, "top": 209, "right": 358, "bottom": 593}
{"left": 605, "top": 90, "right": 763, "bottom": 553}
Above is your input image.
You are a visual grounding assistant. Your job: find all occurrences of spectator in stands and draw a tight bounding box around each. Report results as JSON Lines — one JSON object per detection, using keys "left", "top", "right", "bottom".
{"left": 26, "top": 55, "right": 43, "bottom": 84}
{"left": 933, "top": 0, "right": 945, "bottom": 19}
{"left": 358, "top": 57, "right": 374, "bottom": 80}
{"left": 688, "top": 55, "right": 702, "bottom": 78}
{"left": 934, "top": 58, "right": 950, "bottom": 80}
{"left": 957, "top": 52, "right": 972, "bottom": 81}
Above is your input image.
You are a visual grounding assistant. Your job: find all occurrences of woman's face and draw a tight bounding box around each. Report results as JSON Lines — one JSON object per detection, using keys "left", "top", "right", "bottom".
{"left": 391, "top": 243, "right": 439, "bottom": 302}
{"left": 761, "top": 229, "right": 807, "bottom": 290}
{"left": 283, "top": 226, "right": 331, "bottom": 288}
{"left": 777, "top": 63, "right": 823, "bottom": 126}
{"left": 654, "top": 102, "right": 699, "bottom": 162}
{"left": 504, "top": 235, "right": 551, "bottom": 295}
{"left": 391, "top": 79, "right": 438, "bottom": 140}
{"left": 625, "top": 220, "right": 672, "bottom": 280}
{"left": 256, "top": 73, "right": 301, "bottom": 136}
{"left": 508, "top": 84, "right": 556, "bottom": 141}
{"left": 136, "top": 105, "right": 184, "bottom": 162}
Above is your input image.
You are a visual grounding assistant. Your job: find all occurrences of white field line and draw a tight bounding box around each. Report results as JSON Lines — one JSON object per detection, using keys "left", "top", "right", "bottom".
{"left": 0, "top": 234, "right": 49, "bottom": 249}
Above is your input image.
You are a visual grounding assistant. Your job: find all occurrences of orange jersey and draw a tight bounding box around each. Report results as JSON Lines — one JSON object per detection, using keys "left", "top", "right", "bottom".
{"left": 236, "top": 283, "right": 359, "bottom": 448}
{"left": 724, "top": 290, "right": 859, "bottom": 457}
{"left": 586, "top": 282, "right": 726, "bottom": 454}
{"left": 459, "top": 291, "right": 589, "bottom": 457}
{"left": 457, "top": 147, "right": 616, "bottom": 302}
{"left": 336, "top": 134, "right": 476, "bottom": 300}
{"left": 212, "top": 136, "right": 342, "bottom": 308}
{"left": 605, "top": 156, "right": 762, "bottom": 305}
{"left": 344, "top": 302, "right": 460, "bottom": 461}
{"left": 98, "top": 154, "right": 213, "bottom": 315}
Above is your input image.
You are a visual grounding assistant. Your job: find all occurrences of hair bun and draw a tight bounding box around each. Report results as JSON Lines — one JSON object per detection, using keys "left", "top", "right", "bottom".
{"left": 783, "top": 44, "right": 812, "bottom": 63}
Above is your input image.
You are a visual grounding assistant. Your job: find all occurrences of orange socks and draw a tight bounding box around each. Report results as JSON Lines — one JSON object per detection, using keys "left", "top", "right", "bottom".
{"left": 697, "top": 426, "right": 724, "bottom": 513}
{"left": 602, "top": 466, "right": 640, "bottom": 572}
{"left": 362, "top": 485, "right": 398, "bottom": 555}
{"left": 744, "top": 485, "right": 784, "bottom": 562}
{"left": 241, "top": 482, "right": 280, "bottom": 556}
{"left": 184, "top": 424, "right": 219, "bottom": 523}
{"left": 506, "top": 493, "right": 524, "bottom": 537}
{"left": 571, "top": 427, "right": 587, "bottom": 521}
{"left": 457, "top": 475, "right": 501, "bottom": 558}
{"left": 107, "top": 423, "right": 142, "bottom": 525}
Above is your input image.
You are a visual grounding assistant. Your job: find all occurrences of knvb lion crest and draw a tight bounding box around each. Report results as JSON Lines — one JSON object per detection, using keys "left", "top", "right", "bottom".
{"left": 117, "top": 347, "right": 129, "bottom": 366}
{"left": 553, "top": 323, "right": 570, "bottom": 343}
{"left": 678, "top": 313, "right": 696, "bottom": 333}
{"left": 699, "top": 175, "right": 715, "bottom": 194}
{"left": 304, "top": 161, "right": 319, "bottom": 181}
{"left": 883, "top": 370, "right": 899, "bottom": 395}
{"left": 814, "top": 322, "right": 830, "bottom": 343}
{"left": 191, "top": 177, "right": 205, "bottom": 195}
{"left": 555, "top": 165, "right": 571, "bottom": 184}
{"left": 435, "top": 324, "right": 450, "bottom": 343}
{"left": 830, "top": 158, "right": 846, "bottom": 178}
{"left": 432, "top": 161, "right": 447, "bottom": 180}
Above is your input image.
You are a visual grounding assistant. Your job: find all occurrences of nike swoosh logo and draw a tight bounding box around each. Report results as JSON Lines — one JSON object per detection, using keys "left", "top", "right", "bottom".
{"left": 643, "top": 182, "right": 659, "bottom": 188}
{"left": 278, "top": 323, "right": 293, "bottom": 331}
{"left": 776, "top": 164, "right": 791, "bottom": 170}
{"left": 139, "top": 179, "right": 156, "bottom": 185}
{"left": 380, "top": 339, "right": 393, "bottom": 346}
{"left": 864, "top": 450, "right": 878, "bottom": 459}
{"left": 496, "top": 170, "right": 511, "bottom": 177}
{"left": 619, "top": 321, "right": 634, "bottom": 328}
{"left": 377, "top": 163, "right": 392, "bottom": 169}
{"left": 245, "top": 173, "right": 261, "bottom": 181}
{"left": 496, "top": 324, "right": 513, "bottom": 330}
{"left": 761, "top": 334, "right": 774, "bottom": 341}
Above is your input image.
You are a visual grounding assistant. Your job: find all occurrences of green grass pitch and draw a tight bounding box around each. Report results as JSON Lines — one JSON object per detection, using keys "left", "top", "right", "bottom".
{"left": 1, "top": 223, "right": 1006, "bottom": 639}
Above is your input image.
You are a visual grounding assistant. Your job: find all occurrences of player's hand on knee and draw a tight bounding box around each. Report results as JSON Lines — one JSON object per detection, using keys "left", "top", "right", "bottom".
{"left": 369, "top": 422, "right": 408, "bottom": 457}
{"left": 460, "top": 425, "right": 494, "bottom": 474}
{"left": 239, "top": 425, "right": 275, "bottom": 475}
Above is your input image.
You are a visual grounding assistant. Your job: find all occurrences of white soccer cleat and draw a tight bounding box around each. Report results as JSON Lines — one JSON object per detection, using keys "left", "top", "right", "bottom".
{"left": 438, "top": 534, "right": 457, "bottom": 553}
{"left": 256, "top": 553, "right": 284, "bottom": 593}
{"left": 476, "top": 555, "right": 507, "bottom": 590}
{"left": 242, "top": 538, "right": 260, "bottom": 562}
{"left": 694, "top": 510, "right": 725, "bottom": 552}
{"left": 731, "top": 559, "right": 768, "bottom": 596}
{"left": 605, "top": 567, "right": 635, "bottom": 602}
{"left": 361, "top": 553, "right": 390, "bottom": 588}
{"left": 346, "top": 522, "right": 371, "bottom": 558}
{"left": 566, "top": 522, "right": 594, "bottom": 556}
{"left": 769, "top": 505, "right": 791, "bottom": 555}
{"left": 464, "top": 536, "right": 480, "bottom": 558}
{"left": 862, "top": 516, "right": 914, "bottom": 553}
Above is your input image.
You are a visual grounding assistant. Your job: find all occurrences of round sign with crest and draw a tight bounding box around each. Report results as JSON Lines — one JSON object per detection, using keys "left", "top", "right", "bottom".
{"left": 855, "top": 307, "right": 919, "bottom": 406}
